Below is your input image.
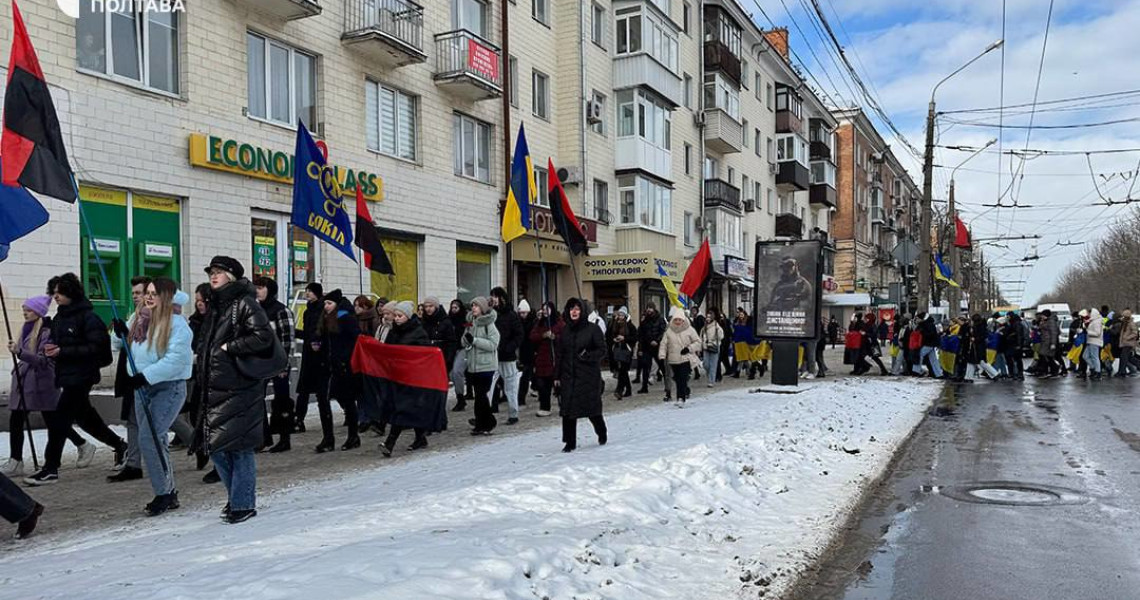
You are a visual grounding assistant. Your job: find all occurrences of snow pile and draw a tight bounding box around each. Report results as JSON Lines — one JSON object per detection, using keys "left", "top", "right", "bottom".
{"left": 0, "top": 378, "right": 940, "bottom": 600}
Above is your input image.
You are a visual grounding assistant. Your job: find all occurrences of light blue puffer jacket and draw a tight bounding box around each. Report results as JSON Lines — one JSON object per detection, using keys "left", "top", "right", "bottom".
{"left": 128, "top": 290, "right": 194, "bottom": 384}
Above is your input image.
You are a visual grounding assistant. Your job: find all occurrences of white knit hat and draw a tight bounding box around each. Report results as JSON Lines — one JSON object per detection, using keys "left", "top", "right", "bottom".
{"left": 518, "top": 299, "right": 532, "bottom": 313}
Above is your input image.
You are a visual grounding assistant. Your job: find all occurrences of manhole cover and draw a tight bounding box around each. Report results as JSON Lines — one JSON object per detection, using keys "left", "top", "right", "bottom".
{"left": 937, "top": 481, "right": 1089, "bottom": 507}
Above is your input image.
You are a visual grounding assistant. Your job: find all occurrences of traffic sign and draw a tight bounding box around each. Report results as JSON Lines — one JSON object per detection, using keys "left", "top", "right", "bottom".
{"left": 892, "top": 240, "right": 920, "bottom": 266}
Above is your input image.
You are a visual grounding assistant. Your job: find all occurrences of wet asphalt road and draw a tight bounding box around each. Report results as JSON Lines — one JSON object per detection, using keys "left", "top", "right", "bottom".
{"left": 794, "top": 375, "right": 1140, "bottom": 600}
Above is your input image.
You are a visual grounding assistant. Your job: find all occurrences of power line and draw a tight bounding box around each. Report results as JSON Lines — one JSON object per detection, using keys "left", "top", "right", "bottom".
{"left": 940, "top": 88, "right": 1140, "bottom": 115}
{"left": 940, "top": 116, "right": 1140, "bottom": 130}
{"left": 938, "top": 145, "right": 1140, "bottom": 156}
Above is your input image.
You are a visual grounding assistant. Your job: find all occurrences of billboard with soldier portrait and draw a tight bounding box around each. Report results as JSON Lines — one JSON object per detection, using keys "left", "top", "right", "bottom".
{"left": 752, "top": 240, "right": 822, "bottom": 340}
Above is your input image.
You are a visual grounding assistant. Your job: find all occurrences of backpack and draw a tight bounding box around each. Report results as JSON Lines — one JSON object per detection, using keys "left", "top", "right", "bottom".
{"left": 908, "top": 330, "right": 923, "bottom": 351}
{"left": 83, "top": 313, "right": 114, "bottom": 369}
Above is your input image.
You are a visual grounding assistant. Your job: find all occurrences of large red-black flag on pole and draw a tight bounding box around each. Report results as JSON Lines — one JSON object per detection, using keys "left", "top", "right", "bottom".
{"left": 354, "top": 184, "right": 394, "bottom": 274}
{"left": 679, "top": 238, "right": 714, "bottom": 308}
{"left": 2, "top": 1, "right": 75, "bottom": 202}
{"left": 547, "top": 159, "right": 589, "bottom": 256}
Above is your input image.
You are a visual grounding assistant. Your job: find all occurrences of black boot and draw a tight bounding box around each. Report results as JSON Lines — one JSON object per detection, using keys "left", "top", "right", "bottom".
{"left": 315, "top": 437, "right": 335, "bottom": 453}
{"left": 341, "top": 435, "right": 361, "bottom": 451}
{"left": 107, "top": 466, "right": 144, "bottom": 483}
{"left": 409, "top": 433, "right": 428, "bottom": 451}
{"left": 202, "top": 469, "right": 220, "bottom": 484}
{"left": 451, "top": 401, "right": 467, "bottom": 412}
{"left": 268, "top": 435, "right": 291, "bottom": 453}
{"left": 145, "top": 490, "right": 180, "bottom": 517}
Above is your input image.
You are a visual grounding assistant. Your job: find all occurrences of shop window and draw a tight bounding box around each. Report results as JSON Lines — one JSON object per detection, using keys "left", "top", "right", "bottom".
{"left": 77, "top": 3, "right": 180, "bottom": 94}
{"left": 247, "top": 32, "right": 316, "bottom": 129}
{"left": 371, "top": 236, "right": 419, "bottom": 302}
{"left": 457, "top": 244, "right": 493, "bottom": 304}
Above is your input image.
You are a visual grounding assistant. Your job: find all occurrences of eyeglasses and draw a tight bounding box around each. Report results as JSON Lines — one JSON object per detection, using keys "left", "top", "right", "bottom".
{"left": 144, "top": 291, "right": 159, "bottom": 297}
{"left": 208, "top": 268, "right": 227, "bottom": 276}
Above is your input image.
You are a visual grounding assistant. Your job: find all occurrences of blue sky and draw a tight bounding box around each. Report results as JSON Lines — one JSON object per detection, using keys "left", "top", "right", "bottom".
{"left": 748, "top": 0, "right": 1140, "bottom": 306}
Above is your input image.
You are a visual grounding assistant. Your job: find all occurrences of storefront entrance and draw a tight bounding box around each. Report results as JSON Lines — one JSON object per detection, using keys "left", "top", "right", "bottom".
{"left": 250, "top": 211, "right": 319, "bottom": 307}
{"left": 80, "top": 184, "right": 182, "bottom": 323}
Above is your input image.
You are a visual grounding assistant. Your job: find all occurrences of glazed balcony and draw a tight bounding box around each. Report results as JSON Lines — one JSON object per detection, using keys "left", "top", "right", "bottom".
{"left": 703, "top": 108, "right": 743, "bottom": 154}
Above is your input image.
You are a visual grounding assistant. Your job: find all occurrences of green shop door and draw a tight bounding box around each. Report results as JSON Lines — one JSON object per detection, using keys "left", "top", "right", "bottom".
{"left": 79, "top": 185, "right": 181, "bottom": 324}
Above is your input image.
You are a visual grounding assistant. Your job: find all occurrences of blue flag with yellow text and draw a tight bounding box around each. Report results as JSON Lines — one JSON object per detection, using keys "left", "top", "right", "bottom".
{"left": 292, "top": 121, "right": 356, "bottom": 262}
{"left": 501, "top": 124, "right": 535, "bottom": 243}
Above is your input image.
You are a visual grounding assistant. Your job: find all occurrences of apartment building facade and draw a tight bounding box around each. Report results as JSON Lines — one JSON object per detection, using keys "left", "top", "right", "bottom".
{"left": 829, "top": 107, "right": 920, "bottom": 322}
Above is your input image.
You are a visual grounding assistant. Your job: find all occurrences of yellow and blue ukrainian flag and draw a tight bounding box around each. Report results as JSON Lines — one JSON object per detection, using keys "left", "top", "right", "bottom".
{"left": 501, "top": 124, "right": 536, "bottom": 243}
{"left": 934, "top": 253, "right": 960, "bottom": 288}
{"left": 658, "top": 262, "right": 687, "bottom": 310}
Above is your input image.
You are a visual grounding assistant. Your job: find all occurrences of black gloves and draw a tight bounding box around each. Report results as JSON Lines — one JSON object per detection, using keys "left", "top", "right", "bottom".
{"left": 112, "top": 318, "right": 130, "bottom": 339}
{"left": 680, "top": 348, "right": 691, "bottom": 356}
{"left": 464, "top": 332, "right": 474, "bottom": 345}
{"left": 128, "top": 373, "right": 149, "bottom": 389}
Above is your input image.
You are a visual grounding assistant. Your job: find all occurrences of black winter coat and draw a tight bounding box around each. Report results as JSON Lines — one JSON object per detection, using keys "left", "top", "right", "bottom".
{"left": 197, "top": 279, "right": 274, "bottom": 454}
{"left": 422, "top": 309, "right": 456, "bottom": 366}
{"left": 968, "top": 322, "right": 988, "bottom": 363}
{"left": 919, "top": 318, "right": 939, "bottom": 348}
{"left": 638, "top": 312, "right": 666, "bottom": 357}
{"left": 50, "top": 298, "right": 110, "bottom": 388}
{"left": 386, "top": 316, "right": 431, "bottom": 347}
{"left": 320, "top": 299, "right": 361, "bottom": 401}
{"left": 518, "top": 312, "right": 538, "bottom": 367}
{"left": 556, "top": 316, "right": 606, "bottom": 419}
{"left": 296, "top": 298, "right": 328, "bottom": 395}
{"left": 494, "top": 306, "right": 524, "bottom": 362}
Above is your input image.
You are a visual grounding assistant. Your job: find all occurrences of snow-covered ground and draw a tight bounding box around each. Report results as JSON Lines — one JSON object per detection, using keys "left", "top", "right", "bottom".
{"left": 0, "top": 379, "right": 941, "bottom": 600}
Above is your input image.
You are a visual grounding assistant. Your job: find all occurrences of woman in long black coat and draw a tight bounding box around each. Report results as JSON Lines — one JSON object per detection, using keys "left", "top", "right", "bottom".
{"left": 380, "top": 301, "right": 445, "bottom": 456}
{"left": 293, "top": 283, "right": 326, "bottom": 433}
{"left": 196, "top": 257, "right": 274, "bottom": 524}
{"left": 314, "top": 289, "right": 361, "bottom": 453}
{"left": 554, "top": 298, "right": 607, "bottom": 453}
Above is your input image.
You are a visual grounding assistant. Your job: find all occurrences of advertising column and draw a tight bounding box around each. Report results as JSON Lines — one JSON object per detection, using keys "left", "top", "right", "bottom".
{"left": 753, "top": 240, "right": 823, "bottom": 385}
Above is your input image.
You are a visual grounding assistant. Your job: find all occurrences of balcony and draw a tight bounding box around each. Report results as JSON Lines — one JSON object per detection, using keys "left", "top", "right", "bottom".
{"left": 810, "top": 182, "right": 836, "bottom": 209}
{"left": 809, "top": 118, "right": 831, "bottom": 160}
{"left": 775, "top": 213, "right": 804, "bottom": 239}
{"left": 239, "top": 0, "right": 320, "bottom": 20}
{"left": 776, "top": 108, "right": 803, "bottom": 135}
{"left": 777, "top": 160, "right": 809, "bottom": 192}
{"left": 616, "top": 226, "right": 675, "bottom": 256}
{"left": 704, "top": 108, "right": 742, "bottom": 154}
{"left": 614, "top": 54, "right": 682, "bottom": 108}
{"left": 434, "top": 30, "right": 502, "bottom": 101}
{"left": 615, "top": 138, "right": 671, "bottom": 182}
{"left": 704, "top": 178, "right": 742, "bottom": 213}
{"left": 704, "top": 40, "right": 741, "bottom": 86}
{"left": 871, "top": 204, "right": 886, "bottom": 225}
{"left": 342, "top": 0, "right": 426, "bottom": 67}
{"left": 775, "top": 84, "right": 803, "bottom": 134}
{"left": 809, "top": 159, "right": 836, "bottom": 208}
{"left": 810, "top": 140, "right": 831, "bottom": 161}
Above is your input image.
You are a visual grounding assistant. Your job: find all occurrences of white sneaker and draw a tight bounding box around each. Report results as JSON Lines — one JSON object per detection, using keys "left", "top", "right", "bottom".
{"left": 706, "top": 382, "right": 714, "bottom": 388}
{"left": 803, "top": 373, "right": 815, "bottom": 380}
{"left": 76, "top": 443, "right": 97, "bottom": 469}
{"left": 0, "top": 458, "right": 24, "bottom": 477}
{"left": 536, "top": 410, "right": 551, "bottom": 417}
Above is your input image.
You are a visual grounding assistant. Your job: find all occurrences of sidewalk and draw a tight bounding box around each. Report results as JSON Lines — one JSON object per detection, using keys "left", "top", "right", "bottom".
{"left": 0, "top": 371, "right": 940, "bottom": 600}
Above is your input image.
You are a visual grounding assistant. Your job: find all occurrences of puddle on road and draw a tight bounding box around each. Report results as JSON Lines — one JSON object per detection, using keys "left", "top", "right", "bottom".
{"left": 837, "top": 505, "right": 918, "bottom": 600}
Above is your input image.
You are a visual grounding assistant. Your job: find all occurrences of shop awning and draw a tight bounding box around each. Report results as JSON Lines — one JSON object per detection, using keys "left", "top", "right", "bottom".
{"left": 822, "top": 292, "right": 872, "bottom": 307}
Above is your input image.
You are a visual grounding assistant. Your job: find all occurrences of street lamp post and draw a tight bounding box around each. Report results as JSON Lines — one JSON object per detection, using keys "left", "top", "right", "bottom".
{"left": 918, "top": 39, "right": 1004, "bottom": 312}
{"left": 948, "top": 138, "right": 997, "bottom": 317}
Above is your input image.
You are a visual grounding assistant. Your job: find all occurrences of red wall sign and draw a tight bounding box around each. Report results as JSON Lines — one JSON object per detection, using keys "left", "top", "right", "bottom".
{"left": 467, "top": 38, "right": 499, "bottom": 81}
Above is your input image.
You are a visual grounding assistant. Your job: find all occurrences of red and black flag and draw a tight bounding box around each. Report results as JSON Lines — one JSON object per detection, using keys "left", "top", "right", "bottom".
{"left": 547, "top": 159, "right": 589, "bottom": 256}
{"left": 953, "top": 214, "right": 971, "bottom": 249}
{"left": 353, "top": 184, "right": 393, "bottom": 274}
{"left": 2, "top": 1, "right": 75, "bottom": 202}
{"left": 351, "top": 335, "right": 448, "bottom": 433}
{"left": 679, "top": 238, "right": 714, "bottom": 308}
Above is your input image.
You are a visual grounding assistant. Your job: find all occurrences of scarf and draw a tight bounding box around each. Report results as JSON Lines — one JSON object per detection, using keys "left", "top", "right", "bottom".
{"left": 129, "top": 307, "right": 151, "bottom": 345}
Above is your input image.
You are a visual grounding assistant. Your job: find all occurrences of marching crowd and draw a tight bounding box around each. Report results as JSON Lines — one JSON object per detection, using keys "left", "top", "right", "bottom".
{"left": 839, "top": 307, "right": 1138, "bottom": 382}
{"left": 0, "top": 256, "right": 777, "bottom": 539}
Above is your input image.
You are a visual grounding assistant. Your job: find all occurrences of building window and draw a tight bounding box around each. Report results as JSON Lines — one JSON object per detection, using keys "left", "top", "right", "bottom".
{"left": 766, "top": 137, "right": 774, "bottom": 164}
{"left": 366, "top": 81, "right": 417, "bottom": 161}
{"left": 741, "top": 60, "right": 749, "bottom": 89}
{"left": 615, "top": 6, "right": 678, "bottom": 72}
{"left": 533, "top": 166, "right": 549, "bottom": 206}
{"left": 780, "top": 193, "right": 791, "bottom": 214}
{"left": 766, "top": 82, "right": 774, "bottom": 110}
{"left": 590, "top": 91, "right": 607, "bottom": 135}
{"left": 710, "top": 210, "right": 741, "bottom": 252}
{"left": 684, "top": 142, "right": 692, "bottom": 175}
{"left": 742, "top": 118, "right": 749, "bottom": 147}
{"left": 453, "top": 0, "right": 489, "bottom": 38}
{"left": 682, "top": 1, "right": 691, "bottom": 34}
{"left": 533, "top": 0, "right": 550, "bottom": 25}
{"left": 457, "top": 244, "right": 493, "bottom": 305}
{"left": 704, "top": 72, "right": 740, "bottom": 120}
{"left": 77, "top": 4, "right": 180, "bottom": 94}
{"left": 617, "top": 89, "right": 671, "bottom": 150}
{"left": 704, "top": 155, "right": 719, "bottom": 179}
{"left": 727, "top": 166, "right": 735, "bottom": 185}
{"left": 593, "top": 179, "right": 610, "bottom": 222}
{"left": 742, "top": 229, "right": 749, "bottom": 259}
{"left": 754, "top": 128, "right": 762, "bottom": 156}
{"left": 777, "top": 134, "right": 808, "bottom": 164}
{"left": 247, "top": 32, "right": 316, "bottom": 128}
{"left": 742, "top": 175, "right": 750, "bottom": 200}
{"left": 683, "top": 73, "right": 692, "bottom": 109}
{"left": 508, "top": 55, "right": 519, "bottom": 108}
{"left": 618, "top": 175, "right": 672, "bottom": 231}
{"left": 592, "top": 3, "right": 606, "bottom": 47}
{"left": 453, "top": 113, "right": 491, "bottom": 183}
{"left": 767, "top": 188, "right": 774, "bottom": 214}
{"left": 532, "top": 70, "right": 550, "bottom": 119}
{"left": 754, "top": 73, "right": 762, "bottom": 100}
{"left": 684, "top": 211, "right": 695, "bottom": 246}
{"left": 754, "top": 181, "right": 762, "bottom": 206}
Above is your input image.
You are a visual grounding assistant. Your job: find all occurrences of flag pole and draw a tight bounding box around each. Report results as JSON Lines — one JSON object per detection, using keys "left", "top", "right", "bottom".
{"left": 72, "top": 175, "right": 168, "bottom": 475}
{"left": 0, "top": 278, "right": 39, "bottom": 470}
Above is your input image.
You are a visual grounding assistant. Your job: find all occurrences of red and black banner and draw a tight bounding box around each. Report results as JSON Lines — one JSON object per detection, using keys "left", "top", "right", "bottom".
{"left": 353, "top": 184, "right": 394, "bottom": 274}
{"left": 350, "top": 335, "right": 447, "bottom": 432}
{"left": 548, "top": 159, "right": 589, "bottom": 256}
{"left": 2, "top": 1, "right": 75, "bottom": 202}
{"left": 679, "top": 238, "right": 714, "bottom": 308}
{"left": 953, "top": 215, "right": 971, "bottom": 249}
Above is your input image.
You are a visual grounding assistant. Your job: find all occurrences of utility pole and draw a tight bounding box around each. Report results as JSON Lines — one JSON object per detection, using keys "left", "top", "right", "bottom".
{"left": 918, "top": 100, "right": 935, "bottom": 313}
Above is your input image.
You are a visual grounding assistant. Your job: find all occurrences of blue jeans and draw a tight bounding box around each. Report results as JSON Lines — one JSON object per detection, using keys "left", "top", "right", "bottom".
{"left": 135, "top": 380, "right": 186, "bottom": 496}
{"left": 914, "top": 346, "right": 943, "bottom": 377}
{"left": 1084, "top": 344, "right": 1102, "bottom": 374}
{"left": 211, "top": 449, "right": 257, "bottom": 511}
{"left": 703, "top": 351, "right": 719, "bottom": 385}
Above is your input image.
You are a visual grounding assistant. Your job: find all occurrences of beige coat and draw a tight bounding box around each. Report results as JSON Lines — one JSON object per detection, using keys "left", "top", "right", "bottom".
{"left": 659, "top": 309, "right": 702, "bottom": 367}
{"left": 701, "top": 322, "right": 724, "bottom": 350}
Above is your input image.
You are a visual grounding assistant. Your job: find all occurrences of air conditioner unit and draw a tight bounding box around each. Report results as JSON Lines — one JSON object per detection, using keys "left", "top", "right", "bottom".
{"left": 744, "top": 198, "right": 756, "bottom": 212}
{"left": 768, "top": 163, "right": 778, "bottom": 174}
{"left": 557, "top": 165, "right": 582, "bottom": 186}
{"left": 586, "top": 100, "right": 603, "bottom": 124}
{"left": 693, "top": 111, "right": 706, "bottom": 127}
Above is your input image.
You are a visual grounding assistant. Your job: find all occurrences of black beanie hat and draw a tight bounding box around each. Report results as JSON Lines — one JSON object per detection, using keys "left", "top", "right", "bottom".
{"left": 306, "top": 282, "right": 324, "bottom": 297}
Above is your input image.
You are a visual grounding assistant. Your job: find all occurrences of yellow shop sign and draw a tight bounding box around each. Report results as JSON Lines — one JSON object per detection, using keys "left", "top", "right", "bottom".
{"left": 188, "top": 133, "right": 383, "bottom": 201}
